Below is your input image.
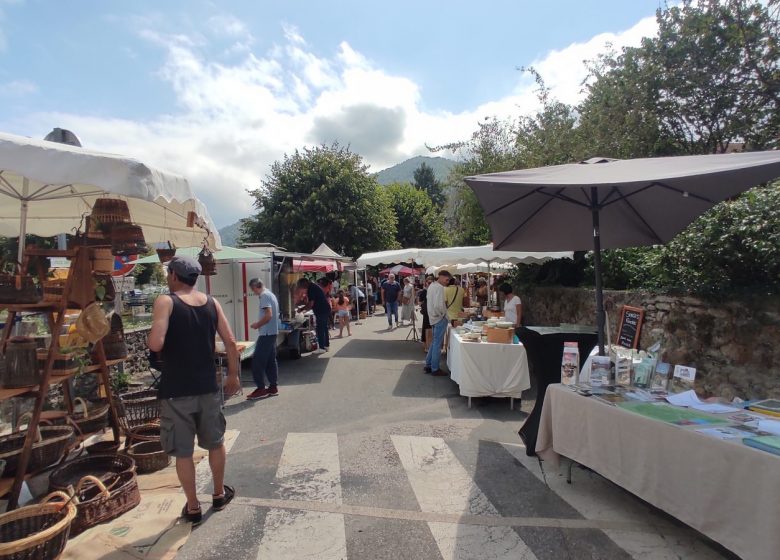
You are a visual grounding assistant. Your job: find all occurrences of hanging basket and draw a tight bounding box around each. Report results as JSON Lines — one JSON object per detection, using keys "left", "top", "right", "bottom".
{"left": 91, "top": 313, "right": 127, "bottom": 361}
{"left": 91, "top": 198, "right": 132, "bottom": 232}
{"left": 110, "top": 224, "right": 148, "bottom": 257}
{"left": 0, "top": 491, "right": 77, "bottom": 560}
{"left": 156, "top": 242, "right": 176, "bottom": 263}
{"left": 197, "top": 247, "right": 216, "bottom": 276}
{"left": 91, "top": 247, "right": 114, "bottom": 273}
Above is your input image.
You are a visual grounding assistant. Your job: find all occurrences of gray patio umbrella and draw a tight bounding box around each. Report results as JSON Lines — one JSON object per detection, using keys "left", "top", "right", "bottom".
{"left": 465, "top": 151, "right": 780, "bottom": 354}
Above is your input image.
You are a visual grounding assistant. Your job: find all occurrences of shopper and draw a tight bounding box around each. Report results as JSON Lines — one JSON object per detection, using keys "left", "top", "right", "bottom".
{"left": 400, "top": 277, "right": 415, "bottom": 326}
{"left": 424, "top": 270, "right": 451, "bottom": 376}
{"left": 148, "top": 255, "right": 239, "bottom": 524}
{"left": 500, "top": 283, "right": 523, "bottom": 328}
{"left": 334, "top": 289, "right": 352, "bottom": 337}
{"left": 247, "top": 278, "right": 280, "bottom": 400}
{"left": 297, "top": 278, "right": 331, "bottom": 354}
{"left": 418, "top": 276, "right": 433, "bottom": 350}
{"left": 381, "top": 273, "right": 402, "bottom": 329}
{"left": 445, "top": 276, "right": 465, "bottom": 325}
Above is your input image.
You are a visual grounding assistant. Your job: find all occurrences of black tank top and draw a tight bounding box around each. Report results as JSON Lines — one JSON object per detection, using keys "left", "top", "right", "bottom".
{"left": 159, "top": 293, "right": 219, "bottom": 398}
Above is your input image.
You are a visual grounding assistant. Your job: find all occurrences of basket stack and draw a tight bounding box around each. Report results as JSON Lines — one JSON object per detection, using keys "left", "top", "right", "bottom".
{"left": 0, "top": 271, "right": 40, "bottom": 304}
{"left": 91, "top": 198, "right": 131, "bottom": 232}
{"left": 116, "top": 389, "right": 160, "bottom": 446}
{"left": 49, "top": 453, "right": 135, "bottom": 494}
{"left": 0, "top": 426, "right": 75, "bottom": 476}
{"left": 42, "top": 279, "right": 67, "bottom": 303}
{"left": 70, "top": 398, "right": 110, "bottom": 436}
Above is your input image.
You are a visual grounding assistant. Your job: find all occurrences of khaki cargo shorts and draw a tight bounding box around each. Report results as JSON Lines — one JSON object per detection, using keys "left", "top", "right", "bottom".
{"left": 160, "top": 392, "right": 226, "bottom": 458}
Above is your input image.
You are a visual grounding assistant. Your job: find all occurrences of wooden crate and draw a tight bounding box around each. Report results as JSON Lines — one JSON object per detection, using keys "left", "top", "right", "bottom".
{"left": 486, "top": 327, "right": 513, "bottom": 344}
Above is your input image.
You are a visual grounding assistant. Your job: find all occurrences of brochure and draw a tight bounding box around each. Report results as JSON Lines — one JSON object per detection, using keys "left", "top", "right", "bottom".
{"left": 743, "top": 435, "right": 780, "bottom": 456}
{"left": 590, "top": 356, "right": 611, "bottom": 387}
{"left": 651, "top": 362, "right": 671, "bottom": 391}
{"left": 561, "top": 344, "right": 579, "bottom": 386}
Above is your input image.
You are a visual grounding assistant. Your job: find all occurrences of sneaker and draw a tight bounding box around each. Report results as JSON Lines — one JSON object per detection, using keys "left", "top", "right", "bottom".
{"left": 268, "top": 385, "right": 278, "bottom": 396}
{"left": 246, "top": 388, "right": 270, "bottom": 400}
{"left": 431, "top": 370, "right": 449, "bottom": 377}
{"left": 313, "top": 348, "right": 326, "bottom": 354}
{"left": 423, "top": 366, "right": 432, "bottom": 374}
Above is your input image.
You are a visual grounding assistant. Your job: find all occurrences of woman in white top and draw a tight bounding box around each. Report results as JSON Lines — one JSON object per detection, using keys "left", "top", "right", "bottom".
{"left": 400, "top": 277, "right": 415, "bottom": 325}
{"left": 499, "top": 283, "right": 522, "bottom": 328}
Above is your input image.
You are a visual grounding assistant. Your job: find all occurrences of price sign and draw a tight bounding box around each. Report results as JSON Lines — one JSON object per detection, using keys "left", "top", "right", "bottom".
{"left": 616, "top": 305, "right": 644, "bottom": 349}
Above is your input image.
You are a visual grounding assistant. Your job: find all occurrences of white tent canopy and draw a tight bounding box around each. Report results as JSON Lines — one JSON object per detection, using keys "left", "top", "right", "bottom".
{"left": 0, "top": 131, "right": 220, "bottom": 259}
{"left": 312, "top": 242, "right": 344, "bottom": 259}
{"left": 425, "top": 262, "right": 515, "bottom": 275}
{"left": 357, "top": 245, "right": 571, "bottom": 268}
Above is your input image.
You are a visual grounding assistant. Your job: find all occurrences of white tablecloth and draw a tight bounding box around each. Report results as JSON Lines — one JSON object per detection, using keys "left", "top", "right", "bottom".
{"left": 446, "top": 331, "right": 530, "bottom": 398}
{"left": 537, "top": 384, "right": 780, "bottom": 560}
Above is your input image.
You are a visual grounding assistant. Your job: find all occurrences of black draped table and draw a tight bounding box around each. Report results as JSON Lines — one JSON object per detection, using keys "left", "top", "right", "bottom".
{"left": 515, "top": 325, "right": 597, "bottom": 456}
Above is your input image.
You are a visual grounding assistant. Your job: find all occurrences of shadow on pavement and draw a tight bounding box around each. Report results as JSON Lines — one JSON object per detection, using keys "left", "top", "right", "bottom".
{"left": 446, "top": 395, "right": 529, "bottom": 421}
{"left": 333, "top": 338, "right": 424, "bottom": 361}
{"left": 392, "top": 363, "right": 460, "bottom": 399}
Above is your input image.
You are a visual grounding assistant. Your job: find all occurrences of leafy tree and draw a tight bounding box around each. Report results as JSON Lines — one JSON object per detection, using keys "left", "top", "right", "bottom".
{"left": 412, "top": 162, "right": 446, "bottom": 209}
{"left": 241, "top": 143, "right": 398, "bottom": 257}
{"left": 386, "top": 183, "right": 449, "bottom": 248}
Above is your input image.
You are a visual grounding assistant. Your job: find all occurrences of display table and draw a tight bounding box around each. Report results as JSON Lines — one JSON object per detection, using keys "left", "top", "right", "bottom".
{"left": 446, "top": 331, "right": 530, "bottom": 408}
{"left": 515, "top": 325, "right": 598, "bottom": 456}
{"left": 537, "top": 384, "right": 780, "bottom": 560}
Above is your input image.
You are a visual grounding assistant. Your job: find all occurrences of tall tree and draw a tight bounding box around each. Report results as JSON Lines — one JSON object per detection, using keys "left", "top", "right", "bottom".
{"left": 386, "top": 183, "right": 449, "bottom": 248}
{"left": 241, "top": 143, "right": 398, "bottom": 257}
{"left": 412, "top": 162, "right": 446, "bottom": 209}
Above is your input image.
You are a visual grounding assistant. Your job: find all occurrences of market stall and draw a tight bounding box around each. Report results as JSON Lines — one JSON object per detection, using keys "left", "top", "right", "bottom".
{"left": 536, "top": 383, "right": 780, "bottom": 560}
{"left": 446, "top": 329, "right": 530, "bottom": 408}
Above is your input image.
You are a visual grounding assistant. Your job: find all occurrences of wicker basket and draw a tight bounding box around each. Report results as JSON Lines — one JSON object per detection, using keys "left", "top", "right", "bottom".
{"left": 2, "top": 338, "right": 41, "bottom": 389}
{"left": 48, "top": 453, "right": 135, "bottom": 494}
{"left": 91, "top": 247, "right": 114, "bottom": 274}
{"left": 156, "top": 246, "right": 176, "bottom": 263}
{"left": 0, "top": 492, "right": 76, "bottom": 560}
{"left": 123, "top": 423, "right": 160, "bottom": 448}
{"left": 0, "top": 426, "right": 75, "bottom": 477}
{"left": 197, "top": 247, "right": 217, "bottom": 276}
{"left": 91, "top": 198, "right": 132, "bottom": 232}
{"left": 126, "top": 441, "right": 170, "bottom": 474}
{"left": 42, "top": 279, "right": 67, "bottom": 303}
{"left": 110, "top": 224, "right": 148, "bottom": 257}
{"left": 116, "top": 389, "right": 160, "bottom": 431}
{"left": 92, "top": 313, "right": 127, "bottom": 361}
{"left": 70, "top": 472, "right": 140, "bottom": 536}
{"left": 0, "top": 272, "right": 41, "bottom": 304}
{"left": 70, "top": 398, "right": 110, "bottom": 435}
{"left": 85, "top": 440, "right": 121, "bottom": 455}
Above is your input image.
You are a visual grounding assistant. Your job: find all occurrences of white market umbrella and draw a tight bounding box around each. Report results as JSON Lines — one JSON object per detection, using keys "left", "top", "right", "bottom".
{"left": 0, "top": 131, "right": 220, "bottom": 262}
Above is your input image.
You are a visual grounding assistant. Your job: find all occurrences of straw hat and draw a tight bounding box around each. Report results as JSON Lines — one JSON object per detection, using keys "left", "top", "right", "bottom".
{"left": 76, "top": 303, "right": 110, "bottom": 343}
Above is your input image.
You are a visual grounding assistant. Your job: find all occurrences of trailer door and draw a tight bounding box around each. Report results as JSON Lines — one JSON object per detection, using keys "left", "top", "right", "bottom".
{"left": 203, "top": 262, "right": 239, "bottom": 338}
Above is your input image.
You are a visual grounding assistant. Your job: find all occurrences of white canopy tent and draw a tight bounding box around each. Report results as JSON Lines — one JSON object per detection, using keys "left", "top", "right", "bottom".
{"left": 0, "top": 131, "right": 220, "bottom": 261}
{"left": 425, "top": 262, "right": 515, "bottom": 275}
{"left": 415, "top": 244, "right": 572, "bottom": 268}
{"left": 356, "top": 248, "right": 420, "bottom": 267}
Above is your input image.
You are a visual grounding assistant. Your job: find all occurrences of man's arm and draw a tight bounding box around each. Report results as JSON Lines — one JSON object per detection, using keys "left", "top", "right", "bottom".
{"left": 251, "top": 307, "right": 272, "bottom": 330}
{"left": 214, "top": 299, "right": 241, "bottom": 396}
{"left": 147, "top": 295, "right": 173, "bottom": 352}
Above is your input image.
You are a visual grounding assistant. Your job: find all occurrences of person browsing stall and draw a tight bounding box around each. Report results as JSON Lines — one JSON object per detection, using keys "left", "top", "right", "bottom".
{"left": 424, "top": 270, "right": 451, "bottom": 376}
{"left": 499, "top": 283, "right": 522, "bottom": 328}
{"left": 147, "top": 256, "right": 240, "bottom": 524}
{"left": 247, "top": 278, "right": 280, "bottom": 401}
{"left": 297, "top": 278, "right": 331, "bottom": 354}
{"left": 445, "top": 277, "right": 465, "bottom": 324}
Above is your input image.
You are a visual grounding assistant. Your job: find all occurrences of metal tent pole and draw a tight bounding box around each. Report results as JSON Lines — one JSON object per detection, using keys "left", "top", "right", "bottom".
{"left": 591, "top": 187, "right": 606, "bottom": 356}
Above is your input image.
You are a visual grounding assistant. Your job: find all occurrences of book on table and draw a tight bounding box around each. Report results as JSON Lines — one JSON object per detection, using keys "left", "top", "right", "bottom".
{"left": 742, "top": 435, "right": 780, "bottom": 456}
{"left": 748, "top": 399, "right": 780, "bottom": 417}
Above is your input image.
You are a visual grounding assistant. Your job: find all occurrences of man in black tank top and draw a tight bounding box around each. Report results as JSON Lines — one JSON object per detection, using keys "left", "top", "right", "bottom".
{"left": 148, "top": 256, "right": 241, "bottom": 524}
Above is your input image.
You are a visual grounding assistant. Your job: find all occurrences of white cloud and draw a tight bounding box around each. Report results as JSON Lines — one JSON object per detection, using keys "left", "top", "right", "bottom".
{"left": 10, "top": 15, "right": 658, "bottom": 228}
{"left": 2, "top": 79, "right": 37, "bottom": 96}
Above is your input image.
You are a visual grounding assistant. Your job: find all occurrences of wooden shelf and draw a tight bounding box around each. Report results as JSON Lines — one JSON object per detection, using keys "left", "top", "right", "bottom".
{"left": 0, "top": 302, "right": 60, "bottom": 313}
{"left": 23, "top": 248, "right": 77, "bottom": 258}
{"left": 0, "top": 387, "right": 38, "bottom": 400}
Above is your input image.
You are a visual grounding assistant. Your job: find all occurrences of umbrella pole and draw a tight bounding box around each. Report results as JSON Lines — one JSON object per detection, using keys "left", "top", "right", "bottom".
{"left": 591, "top": 187, "right": 606, "bottom": 356}
{"left": 17, "top": 180, "right": 30, "bottom": 264}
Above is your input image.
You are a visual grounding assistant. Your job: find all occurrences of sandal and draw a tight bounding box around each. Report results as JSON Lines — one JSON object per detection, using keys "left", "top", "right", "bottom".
{"left": 181, "top": 504, "right": 202, "bottom": 524}
{"left": 212, "top": 484, "right": 235, "bottom": 511}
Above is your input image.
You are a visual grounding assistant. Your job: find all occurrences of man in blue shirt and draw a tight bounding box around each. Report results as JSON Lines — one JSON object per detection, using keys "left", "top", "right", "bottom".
{"left": 247, "top": 278, "right": 281, "bottom": 400}
{"left": 297, "top": 278, "right": 331, "bottom": 354}
{"left": 381, "top": 273, "right": 402, "bottom": 329}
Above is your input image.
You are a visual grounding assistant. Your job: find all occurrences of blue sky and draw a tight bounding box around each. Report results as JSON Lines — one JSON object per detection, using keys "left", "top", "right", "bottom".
{"left": 0, "top": 0, "right": 663, "bottom": 228}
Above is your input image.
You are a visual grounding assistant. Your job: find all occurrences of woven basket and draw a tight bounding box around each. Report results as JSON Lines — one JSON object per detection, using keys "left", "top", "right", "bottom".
{"left": 49, "top": 453, "right": 135, "bottom": 493}
{"left": 0, "top": 492, "right": 76, "bottom": 560}
{"left": 123, "top": 423, "right": 160, "bottom": 448}
{"left": 91, "top": 247, "right": 114, "bottom": 274}
{"left": 116, "top": 389, "right": 160, "bottom": 432}
{"left": 110, "top": 224, "right": 148, "bottom": 257}
{"left": 70, "top": 397, "right": 110, "bottom": 435}
{"left": 2, "top": 338, "right": 41, "bottom": 389}
{"left": 0, "top": 426, "right": 75, "bottom": 477}
{"left": 42, "top": 279, "right": 67, "bottom": 303}
{"left": 85, "top": 440, "right": 121, "bottom": 456}
{"left": 127, "top": 441, "right": 170, "bottom": 474}
{"left": 70, "top": 472, "right": 140, "bottom": 536}
{"left": 93, "top": 313, "right": 127, "bottom": 361}
{"left": 0, "top": 273, "right": 40, "bottom": 304}
{"left": 197, "top": 247, "right": 217, "bottom": 276}
{"left": 156, "top": 247, "right": 176, "bottom": 263}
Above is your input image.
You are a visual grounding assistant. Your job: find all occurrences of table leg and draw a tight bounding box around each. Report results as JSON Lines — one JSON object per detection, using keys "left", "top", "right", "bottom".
{"left": 468, "top": 396, "right": 471, "bottom": 409}
{"left": 510, "top": 397, "right": 514, "bottom": 410}
{"left": 567, "top": 459, "right": 575, "bottom": 484}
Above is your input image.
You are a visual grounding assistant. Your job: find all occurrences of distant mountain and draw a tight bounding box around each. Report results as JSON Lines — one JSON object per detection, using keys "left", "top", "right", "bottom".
{"left": 218, "top": 220, "right": 243, "bottom": 247}
{"left": 375, "top": 156, "right": 456, "bottom": 185}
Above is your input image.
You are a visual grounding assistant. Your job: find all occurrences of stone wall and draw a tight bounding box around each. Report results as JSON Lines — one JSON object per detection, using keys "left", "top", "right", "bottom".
{"left": 522, "top": 287, "right": 780, "bottom": 400}
{"left": 124, "top": 327, "right": 151, "bottom": 374}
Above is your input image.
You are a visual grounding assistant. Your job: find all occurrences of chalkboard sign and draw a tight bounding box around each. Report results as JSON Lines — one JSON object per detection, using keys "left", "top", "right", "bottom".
{"left": 616, "top": 305, "right": 644, "bottom": 349}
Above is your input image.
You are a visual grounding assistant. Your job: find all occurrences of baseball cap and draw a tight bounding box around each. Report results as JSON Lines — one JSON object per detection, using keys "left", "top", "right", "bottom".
{"left": 168, "top": 255, "right": 201, "bottom": 281}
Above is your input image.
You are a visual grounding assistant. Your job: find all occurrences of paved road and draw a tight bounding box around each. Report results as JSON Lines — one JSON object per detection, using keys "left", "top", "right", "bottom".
{"left": 177, "top": 314, "right": 734, "bottom": 560}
